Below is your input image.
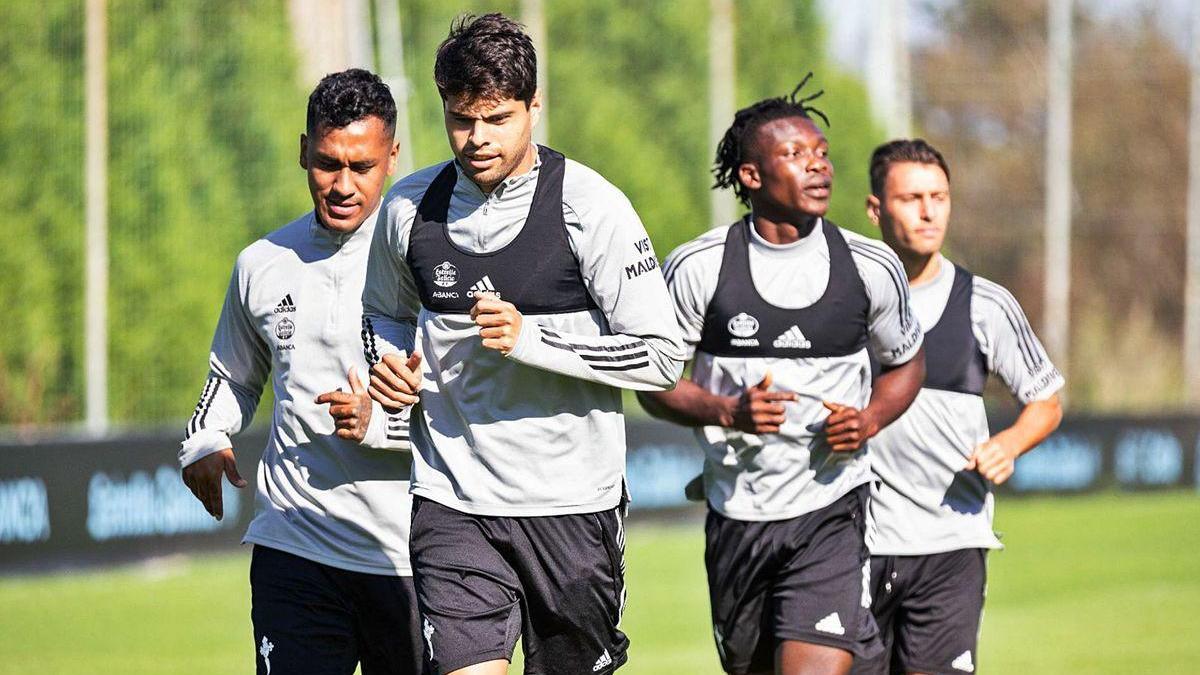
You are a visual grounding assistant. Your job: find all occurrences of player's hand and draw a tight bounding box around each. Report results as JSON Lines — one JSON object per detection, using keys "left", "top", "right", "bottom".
{"left": 316, "top": 368, "right": 373, "bottom": 442}
{"left": 369, "top": 351, "right": 422, "bottom": 412}
{"left": 821, "top": 401, "right": 879, "bottom": 452}
{"left": 471, "top": 292, "right": 523, "bottom": 355}
{"left": 181, "top": 448, "right": 247, "bottom": 521}
{"left": 724, "top": 372, "right": 797, "bottom": 434}
{"left": 965, "top": 437, "right": 1018, "bottom": 485}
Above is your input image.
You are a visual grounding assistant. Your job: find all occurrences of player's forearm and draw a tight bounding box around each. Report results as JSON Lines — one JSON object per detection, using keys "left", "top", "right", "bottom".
{"left": 507, "top": 323, "right": 684, "bottom": 391}
{"left": 361, "top": 310, "right": 417, "bottom": 362}
{"left": 863, "top": 346, "right": 926, "bottom": 436}
{"left": 994, "top": 393, "right": 1063, "bottom": 457}
{"left": 637, "top": 378, "right": 733, "bottom": 428}
{"left": 180, "top": 373, "right": 262, "bottom": 467}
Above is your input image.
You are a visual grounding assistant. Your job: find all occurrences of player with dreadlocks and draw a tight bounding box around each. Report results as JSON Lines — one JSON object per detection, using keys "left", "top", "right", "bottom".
{"left": 639, "top": 76, "right": 926, "bottom": 675}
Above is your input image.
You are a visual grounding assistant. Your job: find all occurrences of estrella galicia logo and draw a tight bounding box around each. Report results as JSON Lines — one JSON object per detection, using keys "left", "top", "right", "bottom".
{"left": 275, "top": 317, "right": 295, "bottom": 341}
{"left": 434, "top": 261, "right": 458, "bottom": 288}
{"left": 727, "top": 312, "right": 759, "bottom": 338}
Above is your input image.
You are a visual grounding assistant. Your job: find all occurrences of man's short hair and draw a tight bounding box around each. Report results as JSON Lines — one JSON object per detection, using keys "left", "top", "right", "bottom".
{"left": 306, "top": 68, "right": 396, "bottom": 135}
{"left": 434, "top": 13, "right": 537, "bottom": 106}
{"left": 869, "top": 139, "right": 950, "bottom": 196}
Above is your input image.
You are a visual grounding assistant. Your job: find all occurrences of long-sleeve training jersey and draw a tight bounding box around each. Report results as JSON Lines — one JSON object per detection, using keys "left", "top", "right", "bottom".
{"left": 362, "top": 147, "right": 686, "bottom": 517}
{"left": 866, "top": 256, "right": 1064, "bottom": 555}
{"left": 180, "top": 210, "right": 416, "bottom": 576}
{"left": 663, "top": 217, "right": 924, "bottom": 522}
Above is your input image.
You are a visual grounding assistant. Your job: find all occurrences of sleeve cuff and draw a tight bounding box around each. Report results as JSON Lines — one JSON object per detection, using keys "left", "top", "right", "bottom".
{"left": 506, "top": 319, "right": 542, "bottom": 364}
{"left": 179, "top": 429, "right": 232, "bottom": 468}
{"left": 361, "top": 400, "right": 413, "bottom": 451}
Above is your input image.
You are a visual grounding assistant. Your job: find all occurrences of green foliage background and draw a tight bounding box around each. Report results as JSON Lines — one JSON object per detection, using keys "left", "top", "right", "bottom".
{"left": 0, "top": 0, "right": 879, "bottom": 426}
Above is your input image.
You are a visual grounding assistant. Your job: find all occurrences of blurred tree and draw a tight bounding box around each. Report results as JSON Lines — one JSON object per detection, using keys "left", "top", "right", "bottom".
{"left": 0, "top": 2, "right": 85, "bottom": 425}
{"left": 105, "top": 0, "right": 306, "bottom": 423}
{"left": 912, "top": 0, "right": 1189, "bottom": 410}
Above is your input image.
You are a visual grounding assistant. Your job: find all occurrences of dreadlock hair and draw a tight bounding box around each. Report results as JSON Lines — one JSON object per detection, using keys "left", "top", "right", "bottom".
{"left": 712, "top": 73, "right": 830, "bottom": 207}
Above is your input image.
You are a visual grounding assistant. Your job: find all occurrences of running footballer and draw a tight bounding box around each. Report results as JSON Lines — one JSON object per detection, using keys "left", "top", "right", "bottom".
{"left": 640, "top": 79, "right": 925, "bottom": 675}
{"left": 851, "top": 139, "right": 1064, "bottom": 675}
{"left": 361, "top": 14, "right": 685, "bottom": 675}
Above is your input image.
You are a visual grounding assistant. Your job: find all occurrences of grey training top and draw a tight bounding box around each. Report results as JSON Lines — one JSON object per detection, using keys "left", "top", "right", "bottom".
{"left": 180, "top": 210, "right": 416, "bottom": 576}
{"left": 663, "top": 220, "right": 923, "bottom": 521}
{"left": 866, "top": 256, "right": 1065, "bottom": 555}
{"left": 362, "top": 150, "right": 686, "bottom": 517}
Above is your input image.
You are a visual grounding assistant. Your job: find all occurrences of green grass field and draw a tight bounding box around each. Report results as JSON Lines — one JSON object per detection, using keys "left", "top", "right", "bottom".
{"left": 2, "top": 491, "right": 1197, "bottom": 673}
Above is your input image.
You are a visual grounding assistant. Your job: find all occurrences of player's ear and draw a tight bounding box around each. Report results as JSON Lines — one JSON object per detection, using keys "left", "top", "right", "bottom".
{"left": 865, "top": 194, "right": 881, "bottom": 228}
{"left": 528, "top": 90, "right": 543, "bottom": 129}
{"left": 387, "top": 140, "right": 400, "bottom": 177}
{"left": 299, "top": 133, "right": 309, "bottom": 170}
{"left": 737, "top": 162, "right": 761, "bottom": 192}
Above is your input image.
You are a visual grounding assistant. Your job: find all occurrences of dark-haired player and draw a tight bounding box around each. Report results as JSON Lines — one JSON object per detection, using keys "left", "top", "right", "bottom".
{"left": 180, "top": 69, "right": 427, "bottom": 674}
{"left": 638, "top": 77, "right": 925, "bottom": 675}
{"left": 361, "top": 13, "right": 685, "bottom": 675}
{"left": 851, "top": 139, "right": 1063, "bottom": 675}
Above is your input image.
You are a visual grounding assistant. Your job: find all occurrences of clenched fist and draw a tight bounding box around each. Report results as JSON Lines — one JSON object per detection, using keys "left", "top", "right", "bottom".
{"left": 471, "top": 291, "right": 523, "bottom": 355}
{"left": 369, "top": 351, "right": 423, "bottom": 412}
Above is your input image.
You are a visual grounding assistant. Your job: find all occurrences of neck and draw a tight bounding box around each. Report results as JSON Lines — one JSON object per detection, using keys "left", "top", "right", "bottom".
{"left": 750, "top": 207, "right": 820, "bottom": 245}
{"left": 901, "top": 250, "right": 941, "bottom": 285}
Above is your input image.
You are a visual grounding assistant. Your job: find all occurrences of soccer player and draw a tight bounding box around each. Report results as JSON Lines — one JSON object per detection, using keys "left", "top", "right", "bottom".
{"left": 851, "top": 139, "right": 1064, "bottom": 675}
{"left": 360, "top": 13, "right": 685, "bottom": 675}
{"left": 638, "top": 80, "right": 925, "bottom": 675}
{"left": 179, "top": 69, "right": 426, "bottom": 674}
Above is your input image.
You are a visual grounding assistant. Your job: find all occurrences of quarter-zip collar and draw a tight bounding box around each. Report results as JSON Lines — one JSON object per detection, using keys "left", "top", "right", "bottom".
{"left": 308, "top": 207, "right": 380, "bottom": 250}
{"left": 452, "top": 146, "right": 543, "bottom": 208}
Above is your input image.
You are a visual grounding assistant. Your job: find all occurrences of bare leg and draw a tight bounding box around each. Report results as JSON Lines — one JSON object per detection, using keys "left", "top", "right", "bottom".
{"left": 776, "top": 639, "right": 852, "bottom": 675}
{"left": 447, "top": 658, "right": 509, "bottom": 675}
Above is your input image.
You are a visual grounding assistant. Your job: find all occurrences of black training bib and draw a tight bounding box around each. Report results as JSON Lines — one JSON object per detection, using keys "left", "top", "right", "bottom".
{"left": 921, "top": 264, "right": 988, "bottom": 395}
{"left": 697, "top": 217, "right": 870, "bottom": 358}
{"left": 407, "top": 145, "right": 597, "bottom": 315}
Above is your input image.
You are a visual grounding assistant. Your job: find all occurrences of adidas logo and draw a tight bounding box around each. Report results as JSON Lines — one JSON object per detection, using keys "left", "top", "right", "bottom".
{"left": 469, "top": 275, "right": 500, "bottom": 297}
{"left": 592, "top": 648, "right": 613, "bottom": 672}
{"left": 814, "top": 612, "right": 845, "bottom": 636}
{"left": 951, "top": 650, "right": 974, "bottom": 672}
{"left": 773, "top": 325, "right": 811, "bottom": 349}
{"left": 273, "top": 294, "right": 296, "bottom": 314}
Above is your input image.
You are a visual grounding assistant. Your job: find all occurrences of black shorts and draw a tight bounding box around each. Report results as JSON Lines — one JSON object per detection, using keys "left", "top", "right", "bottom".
{"left": 705, "top": 485, "right": 881, "bottom": 674}
{"left": 250, "top": 545, "right": 426, "bottom": 675}
{"left": 408, "top": 497, "right": 629, "bottom": 675}
{"left": 850, "top": 549, "right": 987, "bottom": 675}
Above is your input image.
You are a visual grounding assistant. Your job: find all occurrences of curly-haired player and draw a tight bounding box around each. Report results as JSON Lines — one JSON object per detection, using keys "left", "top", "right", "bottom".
{"left": 640, "top": 76, "right": 926, "bottom": 675}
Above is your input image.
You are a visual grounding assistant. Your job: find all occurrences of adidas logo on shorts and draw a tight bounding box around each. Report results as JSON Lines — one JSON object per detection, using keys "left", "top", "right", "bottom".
{"left": 592, "top": 648, "right": 613, "bottom": 671}
{"left": 952, "top": 650, "right": 975, "bottom": 672}
{"left": 773, "top": 325, "right": 811, "bottom": 349}
{"left": 814, "top": 612, "right": 846, "bottom": 636}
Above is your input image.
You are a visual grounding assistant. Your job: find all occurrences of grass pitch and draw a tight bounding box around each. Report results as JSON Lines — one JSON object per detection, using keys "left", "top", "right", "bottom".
{"left": 1, "top": 491, "right": 1197, "bottom": 673}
